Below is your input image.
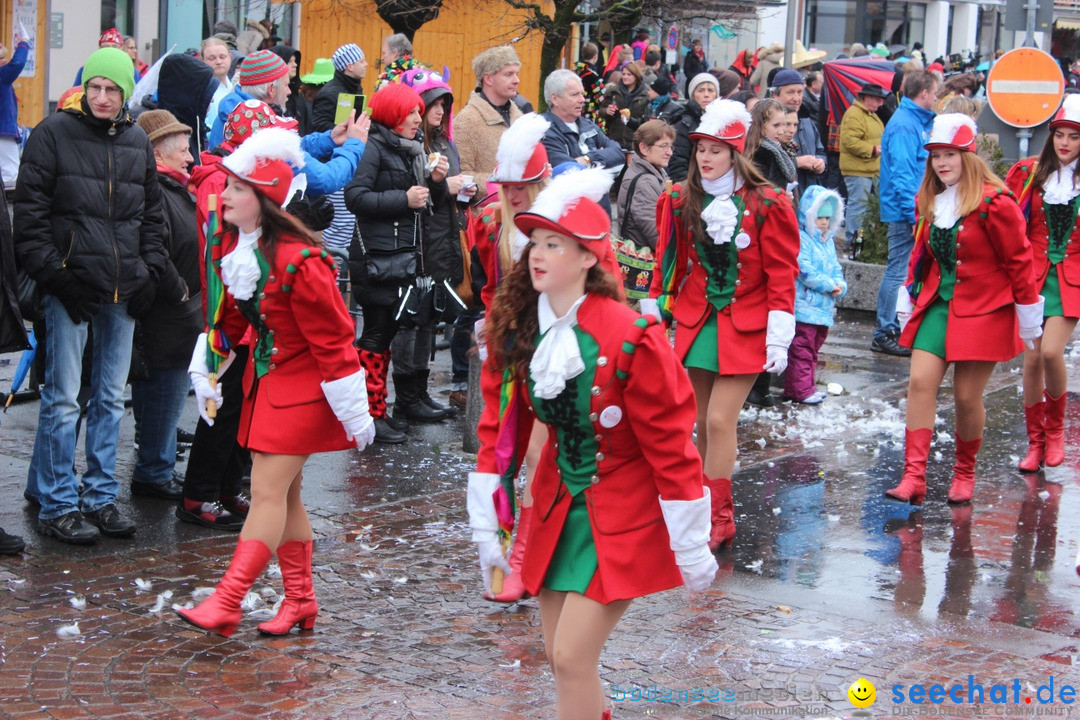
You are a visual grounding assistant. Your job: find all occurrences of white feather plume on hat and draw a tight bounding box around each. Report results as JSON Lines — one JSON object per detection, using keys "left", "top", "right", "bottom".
{"left": 693, "top": 98, "right": 752, "bottom": 141}
{"left": 1056, "top": 94, "right": 1080, "bottom": 126}
{"left": 492, "top": 112, "right": 551, "bottom": 182}
{"left": 222, "top": 126, "right": 306, "bottom": 178}
{"left": 927, "top": 113, "right": 977, "bottom": 146}
{"left": 529, "top": 166, "right": 613, "bottom": 223}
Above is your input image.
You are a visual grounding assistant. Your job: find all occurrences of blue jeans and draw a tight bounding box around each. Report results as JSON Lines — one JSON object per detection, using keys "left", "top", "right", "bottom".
{"left": 27, "top": 294, "right": 135, "bottom": 520}
{"left": 844, "top": 176, "right": 875, "bottom": 244}
{"left": 131, "top": 366, "right": 190, "bottom": 487}
{"left": 874, "top": 220, "right": 915, "bottom": 341}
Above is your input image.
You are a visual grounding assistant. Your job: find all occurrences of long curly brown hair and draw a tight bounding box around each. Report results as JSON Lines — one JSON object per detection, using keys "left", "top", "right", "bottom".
{"left": 487, "top": 243, "right": 623, "bottom": 381}
{"left": 681, "top": 142, "right": 770, "bottom": 246}
{"left": 222, "top": 191, "right": 319, "bottom": 264}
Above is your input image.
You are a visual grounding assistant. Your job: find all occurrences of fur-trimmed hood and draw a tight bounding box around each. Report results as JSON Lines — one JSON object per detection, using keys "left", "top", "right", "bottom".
{"left": 798, "top": 185, "right": 844, "bottom": 239}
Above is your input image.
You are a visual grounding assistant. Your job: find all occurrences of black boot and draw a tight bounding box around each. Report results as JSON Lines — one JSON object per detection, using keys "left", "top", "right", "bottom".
{"left": 416, "top": 369, "right": 457, "bottom": 417}
{"left": 745, "top": 372, "right": 777, "bottom": 407}
{"left": 393, "top": 372, "right": 446, "bottom": 422}
{"left": 373, "top": 417, "right": 407, "bottom": 444}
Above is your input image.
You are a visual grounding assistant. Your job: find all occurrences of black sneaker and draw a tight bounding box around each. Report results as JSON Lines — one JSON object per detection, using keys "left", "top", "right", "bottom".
{"left": 175, "top": 501, "right": 244, "bottom": 531}
{"left": 0, "top": 527, "right": 25, "bottom": 554}
{"left": 176, "top": 428, "right": 196, "bottom": 447}
{"left": 870, "top": 334, "right": 912, "bottom": 357}
{"left": 132, "top": 477, "right": 184, "bottom": 500}
{"left": 83, "top": 503, "right": 136, "bottom": 538}
{"left": 37, "top": 511, "right": 100, "bottom": 545}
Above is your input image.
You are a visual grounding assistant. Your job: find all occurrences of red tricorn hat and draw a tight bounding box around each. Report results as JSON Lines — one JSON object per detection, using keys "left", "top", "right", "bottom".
{"left": 925, "top": 113, "right": 977, "bottom": 153}
{"left": 689, "top": 98, "right": 752, "bottom": 154}
{"left": 490, "top": 113, "right": 552, "bottom": 184}
{"left": 221, "top": 127, "right": 306, "bottom": 206}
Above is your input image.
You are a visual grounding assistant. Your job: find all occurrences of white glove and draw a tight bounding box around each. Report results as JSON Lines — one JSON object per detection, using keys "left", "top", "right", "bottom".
{"left": 639, "top": 297, "right": 663, "bottom": 323}
{"left": 1016, "top": 296, "right": 1045, "bottom": 350}
{"left": 467, "top": 472, "right": 510, "bottom": 587}
{"left": 188, "top": 333, "right": 234, "bottom": 426}
{"left": 321, "top": 370, "right": 376, "bottom": 451}
{"left": 896, "top": 286, "right": 914, "bottom": 333}
{"left": 659, "top": 489, "right": 719, "bottom": 594}
{"left": 762, "top": 310, "right": 795, "bottom": 373}
{"left": 474, "top": 317, "right": 488, "bottom": 363}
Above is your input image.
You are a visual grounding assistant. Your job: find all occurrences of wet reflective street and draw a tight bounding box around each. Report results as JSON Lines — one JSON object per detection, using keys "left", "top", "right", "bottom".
{"left": 1, "top": 310, "right": 1079, "bottom": 719}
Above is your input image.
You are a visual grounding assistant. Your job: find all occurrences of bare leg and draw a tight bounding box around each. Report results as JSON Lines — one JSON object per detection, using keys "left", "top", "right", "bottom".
{"left": 280, "top": 470, "right": 312, "bottom": 545}
{"left": 240, "top": 452, "right": 308, "bottom": 552}
{"left": 540, "top": 589, "right": 631, "bottom": 720}
{"left": 702, "top": 373, "right": 756, "bottom": 480}
{"left": 952, "top": 361, "right": 996, "bottom": 441}
{"left": 1022, "top": 338, "right": 1045, "bottom": 407}
{"left": 1041, "top": 316, "right": 1078, "bottom": 398}
{"left": 905, "top": 350, "right": 948, "bottom": 430}
{"left": 687, "top": 368, "right": 714, "bottom": 461}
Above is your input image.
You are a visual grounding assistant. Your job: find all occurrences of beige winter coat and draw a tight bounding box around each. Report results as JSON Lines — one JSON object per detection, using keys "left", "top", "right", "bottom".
{"left": 749, "top": 44, "right": 785, "bottom": 98}
{"left": 454, "top": 90, "right": 523, "bottom": 189}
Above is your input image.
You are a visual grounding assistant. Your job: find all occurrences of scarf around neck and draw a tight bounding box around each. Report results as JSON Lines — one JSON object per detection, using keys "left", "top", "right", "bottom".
{"left": 701, "top": 170, "right": 744, "bottom": 244}
{"left": 933, "top": 183, "right": 960, "bottom": 229}
{"left": 760, "top": 138, "right": 797, "bottom": 183}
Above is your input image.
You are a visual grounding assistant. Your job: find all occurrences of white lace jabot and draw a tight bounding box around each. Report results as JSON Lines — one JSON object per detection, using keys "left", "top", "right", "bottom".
{"left": 220, "top": 227, "right": 263, "bottom": 301}
{"left": 933, "top": 184, "right": 960, "bottom": 229}
{"left": 1043, "top": 160, "right": 1080, "bottom": 205}
{"left": 530, "top": 293, "right": 587, "bottom": 400}
{"left": 701, "top": 170, "right": 745, "bottom": 244}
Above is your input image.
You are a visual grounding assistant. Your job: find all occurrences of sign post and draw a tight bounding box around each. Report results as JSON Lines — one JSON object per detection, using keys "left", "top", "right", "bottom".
{"left": 985, "top": 47, "right": 1064, "bottom": 158}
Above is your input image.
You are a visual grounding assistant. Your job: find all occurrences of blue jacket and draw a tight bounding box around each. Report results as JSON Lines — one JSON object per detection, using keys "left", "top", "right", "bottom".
{"left": 795, "top": 186, "right": 847, "bottom": 327}
{"left": 209, "top": 87, "right": 363, "bottom": 198}
{"left": 0, "top": 42, "right": 28, "bottom": 140}
{"left": 795, "top": 116, "right": 826, "bottom": 191}
{"left": 540, "top": 111, "right": 625, "bottom": 213}
{"left": 879, "top": 97, "right": 935, "bottom": 224}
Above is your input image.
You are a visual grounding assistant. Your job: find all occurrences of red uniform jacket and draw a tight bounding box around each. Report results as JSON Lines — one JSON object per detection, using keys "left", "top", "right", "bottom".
{"left": 649, "top": 183, "right": 800, "bottom": 363}
{"left": 468, "top": 203, "right": 503, "bottom": 311}
{"left": 217, "top": 235, "right": 361, "bottom": 454}
{"left": 1004, "top": 159, "right": 1080, "bottom": 316}
{"left": 899, "top": 184, "right": 1039, "bottom": 361}
{"left": 476, "top": 295, "right": 705, "bottom": 603}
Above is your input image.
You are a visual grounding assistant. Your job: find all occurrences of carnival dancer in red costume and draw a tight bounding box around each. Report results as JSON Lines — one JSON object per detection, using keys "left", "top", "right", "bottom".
{"left": 177, "top": 128, "right": 376, "bottom": 637}
{"left": 469, "top": 167, "right": 717, "bottom": 720}
{"left": 1005, "top": 94, "right": 1080, "bottom": 472}
{"left": 644, "top": 99, "right": 800, "bottom": 551}
{"left": 468, "top": 112, "right": 552, "bottom": 602}
{"left": 886, "top": 114, "right": 1041, "bottom": 505}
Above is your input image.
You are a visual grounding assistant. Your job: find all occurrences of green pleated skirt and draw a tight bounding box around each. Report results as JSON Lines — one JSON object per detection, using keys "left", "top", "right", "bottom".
{"left": 543, "top": 492, "right": 598, "bottom": 593}
{"left": 1043, "top": 267, "right": 1064, "bottom": 318}
{"left": 684, "top": 312, "right": 719, "bottom": 373}
{"left": 913, "top": 298, "right": 948, "bottom": 359}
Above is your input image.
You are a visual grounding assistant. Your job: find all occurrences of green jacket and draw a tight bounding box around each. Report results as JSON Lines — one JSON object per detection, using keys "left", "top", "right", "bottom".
{"left": 839, "top": 100, "right": 884, "bottom": 178}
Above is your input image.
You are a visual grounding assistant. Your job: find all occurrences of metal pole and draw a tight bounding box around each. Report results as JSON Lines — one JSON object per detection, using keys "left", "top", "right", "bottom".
{"left": 1018, "top": 127, "right": 1032, "bottom": 160}
{"left": 784, "top": 0, "right": 798, "bottom": 67}
{"left": 1023, "top": 0, "right": 1037, "bottom": 47}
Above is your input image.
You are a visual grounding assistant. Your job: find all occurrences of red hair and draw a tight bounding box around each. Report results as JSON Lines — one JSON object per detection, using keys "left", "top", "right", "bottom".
{"left": 369, "top": 82, "right": 425, "bottom": 130}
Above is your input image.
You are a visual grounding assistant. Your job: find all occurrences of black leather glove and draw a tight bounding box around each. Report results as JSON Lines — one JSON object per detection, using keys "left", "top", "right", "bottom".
{"left": 43, "top": 270, "right": 100, "bottom": 324}
{"left": 126, "top": 279, "right": 156, "bottom": 319}
{"left": 286, "top": 192, "right": 335, "bottom": 232}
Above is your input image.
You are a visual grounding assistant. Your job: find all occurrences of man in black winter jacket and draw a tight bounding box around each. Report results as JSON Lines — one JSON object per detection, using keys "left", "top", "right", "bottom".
{"left": 311, "top": 43, "right": 367, "bottom": 133}
{"left": 14, "top": 48, "right": 184, "bottom": 545}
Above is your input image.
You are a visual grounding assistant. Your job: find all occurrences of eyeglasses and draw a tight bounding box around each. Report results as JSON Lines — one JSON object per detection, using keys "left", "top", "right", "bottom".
{"left": 652, "top": 143, "right": 674, "bottom": 151}
{"left": 85, "top": 83, "right": 122, "bottom": 98}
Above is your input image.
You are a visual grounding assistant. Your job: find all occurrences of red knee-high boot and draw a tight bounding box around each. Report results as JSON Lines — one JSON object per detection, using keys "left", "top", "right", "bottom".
{"left": 177, "top": 538, "right": 273, "bottom": 637}
{"left": 703, "top": 476, "right": 735, "bottom": 551}
{"left": 885, "top": 428, "right": 932, "bottom": 505}
{"left": 947, "top": 436, "right": 982, "bottom": 504}
{"left": 258, "top": 539, "right": 318, "bottom": 635}
{"left": 485, "top": 505, "right": 533, "bottom": 603}
{"left": 1044, "top": 390, "right": 1066, "bottom": 467}
{"left": 1018, "top": 401, "right": 1046, "bottom": 472}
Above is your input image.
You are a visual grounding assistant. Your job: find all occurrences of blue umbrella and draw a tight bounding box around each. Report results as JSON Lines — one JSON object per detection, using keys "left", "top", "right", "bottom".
{"left": 4, "top": 328, "right": 36, "bottom": 411}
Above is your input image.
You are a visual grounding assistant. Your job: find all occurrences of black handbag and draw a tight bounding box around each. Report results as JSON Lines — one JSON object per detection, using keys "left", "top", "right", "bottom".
{"left": 365, "top": 250, "right": 418, "bottom": 283}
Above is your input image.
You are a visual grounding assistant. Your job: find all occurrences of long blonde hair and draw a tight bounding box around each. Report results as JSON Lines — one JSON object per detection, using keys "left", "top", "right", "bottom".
{"left": 916, "top": 151, "right": 1004, "bottom": 221}
{"left": 496, "top": 182, "right": 545, "bottom": 274}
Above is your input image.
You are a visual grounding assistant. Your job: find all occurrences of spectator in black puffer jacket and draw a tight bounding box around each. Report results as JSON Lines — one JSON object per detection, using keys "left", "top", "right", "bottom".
{"left": 312, "top": 43, "right": 367, "bottom": 133}
{"left": 389, "top": 75, "right": 474, "bottom": 425}
{"left": 14, "top": 48, "right": 185, "bottom": 545}
{"left": 345, "top": 82, "right": 450, "bottom": 445}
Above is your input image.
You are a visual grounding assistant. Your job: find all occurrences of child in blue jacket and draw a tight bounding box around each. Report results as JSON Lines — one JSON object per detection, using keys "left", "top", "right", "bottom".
{"left": 784, "top": 185, "right": 847, "bottom": 404}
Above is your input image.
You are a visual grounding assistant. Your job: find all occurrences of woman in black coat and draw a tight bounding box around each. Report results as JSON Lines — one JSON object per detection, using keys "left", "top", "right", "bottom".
{"left": 667, "top": 73, "right": 718, "bottom": 182}
{"left": 344, "top": 83, "right": 449, "bottom": 444}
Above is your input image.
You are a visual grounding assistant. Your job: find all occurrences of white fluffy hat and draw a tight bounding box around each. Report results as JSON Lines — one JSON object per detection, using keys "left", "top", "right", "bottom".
{"left": 221, "top": 127, "right": 306, "bottom": 205}
{"left": 689, "top": 99, "right": 753, "bottom": 153}
{"left": 1051, "top": 94, "right": 1080, "bottom": 131}
{"left": 490, "top": 113, "right": 551, "bottom": 184}
{"left": 925, "top": 113, "right": 977, "bottom": 153}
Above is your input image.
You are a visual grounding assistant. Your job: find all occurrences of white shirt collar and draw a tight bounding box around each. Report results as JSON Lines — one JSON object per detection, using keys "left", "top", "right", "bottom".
{"left": 1043, "top": 159, "right": 1080, "bottom": 205}
{"left": 220, "top": 227, "right": 263, "bottom": 301}
{"left": 530, "top": 293, "right": 587, "bottom": 400}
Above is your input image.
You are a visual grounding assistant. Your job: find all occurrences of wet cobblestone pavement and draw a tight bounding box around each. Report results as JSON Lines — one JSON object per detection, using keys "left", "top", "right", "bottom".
{"left": 2, "top": 311, "right": 1080, "bottom": 719}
